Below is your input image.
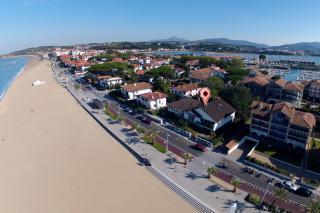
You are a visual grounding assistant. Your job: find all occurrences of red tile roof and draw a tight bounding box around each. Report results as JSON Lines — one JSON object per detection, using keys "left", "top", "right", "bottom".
{"left": 122, "top": 82, "right": 152, "bottom": 92}
{"left": 173, "top": 83, "right": 200, "bottom": 92}
{"left": 140, "top": 92, "right": 168, "bottom": 101}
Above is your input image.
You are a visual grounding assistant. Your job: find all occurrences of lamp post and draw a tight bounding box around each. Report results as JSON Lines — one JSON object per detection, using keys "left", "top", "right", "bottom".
{"left": 166, "top": 132, "right": 170, "bottom": 153}
{"left": 259, "top": 180, "right": 272, "bottom": 209}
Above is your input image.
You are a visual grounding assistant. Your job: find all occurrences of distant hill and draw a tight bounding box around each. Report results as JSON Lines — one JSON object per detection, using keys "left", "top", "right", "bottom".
{"left": 149, "top": 36, "right": 189, "bottom": 42}
{"left": 273, "top": 42, "right": 320, "bottom": 51}
{"left": 195, "top": 38, "right": 269, "bottom": 49}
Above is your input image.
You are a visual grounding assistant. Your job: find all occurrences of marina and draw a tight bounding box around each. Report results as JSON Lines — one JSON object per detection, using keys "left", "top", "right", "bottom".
{"left": 150, "top": 50, "right": 320, "bottom": 81}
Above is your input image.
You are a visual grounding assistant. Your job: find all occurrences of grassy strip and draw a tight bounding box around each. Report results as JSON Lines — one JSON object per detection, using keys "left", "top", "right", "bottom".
{"left": 142, "top": 135, "right": 166, "bottom": 153}
{"left": 255, "top": 142, "right": 302, "bottom": 167}
{"left": 246, "top": 156, "right": 291, "bottom": 177}
{"left": 153, "top": 143, "right": 166, "bottom": 153}
{"left": 104, "top": 108, "right": 118, "bottom": 120}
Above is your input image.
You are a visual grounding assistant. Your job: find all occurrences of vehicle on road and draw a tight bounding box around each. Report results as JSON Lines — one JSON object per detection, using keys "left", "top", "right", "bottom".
{"left": 217, "top": 162, "right": 228, "bottom": 169}
{"left": 283, "top": 181, "right": 299, "bottom": 191}
{"left": 123, "top": 108, "right": 135, "bottom": 115}
{"left": 275, "top": 182, "right": 285, "bottom": 189}
{"left": 137, "top": 116, "right": 153, "bottom": 125}
{"left": 144, "top": 117, "right": 153, "bottom": 125}
{"left": 295, "top": 187, "right": 313, "bottom": 197}
{"left": 191, "top": 143, "right": 207, "bottom": 152}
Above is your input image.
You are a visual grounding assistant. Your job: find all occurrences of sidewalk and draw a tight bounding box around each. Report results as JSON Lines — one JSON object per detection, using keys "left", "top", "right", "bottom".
{"left": 70, "top": 86, "right": 258, "bottom": 212}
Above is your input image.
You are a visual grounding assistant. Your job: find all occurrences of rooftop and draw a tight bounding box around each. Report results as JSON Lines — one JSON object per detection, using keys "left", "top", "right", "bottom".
{"left": 172, "top": 83, "right": 200, "bottom": 92}
{"left": 122, "top": 82, "right": 152, "bottom": 92}
{"left": 140, "top": 91, "right": 168, "bottom": 101}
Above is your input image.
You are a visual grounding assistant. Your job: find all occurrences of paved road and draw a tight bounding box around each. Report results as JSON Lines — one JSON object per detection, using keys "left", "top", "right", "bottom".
{"left": 53, "top": 61, "right": 316, "bottom": 209}
{"left": 93, "top": 90, "right": 315, "bottom": 207}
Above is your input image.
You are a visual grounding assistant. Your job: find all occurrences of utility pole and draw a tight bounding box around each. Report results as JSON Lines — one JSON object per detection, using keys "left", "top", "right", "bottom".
{"left": 166, "top": 132, "right": 169, "bottom": 153}
{"left": 259, "top": 180, "right": 272, "bottom": 210}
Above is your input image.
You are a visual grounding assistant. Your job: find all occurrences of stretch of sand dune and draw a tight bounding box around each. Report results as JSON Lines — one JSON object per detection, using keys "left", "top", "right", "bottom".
{"left": 0, "top": 57, "right": 195, "bottom": 213}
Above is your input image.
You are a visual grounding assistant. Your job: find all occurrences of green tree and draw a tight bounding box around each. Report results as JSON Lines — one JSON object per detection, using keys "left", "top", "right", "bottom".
{"left": 207, "top": 167, "right": 217, "bottom": 178}
{"left": 200, "top": 76, "right": 224, "bottom": 99}
{"left": 145, "top": 66, "right": 175, "bottom": 79}
{"left": 212, "top": 134, "right": 224, "bottom": 148}
{"left": 87, "top": 62, "right": 131, "bottom": 74}
{"left": 220, "top": 85, "right": 253, "bottom": 121}
{"left": 198, "top": 57, "right": 218, "bottom": 68}
{"left": 146, "top": 129, "right": 160, "bottom": 145}
{"left": 183, "top": 152, "right": 193, "bottom": 165}
{"left": 309, "top": 200, "right": 320, "bottom": 213}
{"left": 272, "top": 188, "right": 287, "bottom": 208}
{"left": 167, "top": 92, "right": 179, "bottom": 103}
{"left": 154, "top": 77, "right": 171, "bottom": 93}
{"left": 259, "top": 54, "right": 267, "bottom": 60}
{"left": 230, "top": 178, "right": 241, "bottom": 193}
{"left": 91, "top": 54, "right": 113, "bottom": 62}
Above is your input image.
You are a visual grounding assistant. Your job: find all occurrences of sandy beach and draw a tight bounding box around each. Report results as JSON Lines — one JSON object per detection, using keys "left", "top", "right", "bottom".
{"left": 0, "top": 58, "right": 195, "bottom": 213}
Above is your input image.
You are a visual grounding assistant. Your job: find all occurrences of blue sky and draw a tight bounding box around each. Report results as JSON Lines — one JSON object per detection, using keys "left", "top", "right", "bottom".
{"left": 1, "top": 0, "right": 320, "bottom": 54}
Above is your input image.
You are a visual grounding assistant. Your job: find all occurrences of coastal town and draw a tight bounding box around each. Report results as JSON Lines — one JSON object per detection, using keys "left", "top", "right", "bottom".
{"left": 41, "top": 45, "right": 320, "bottom": 212}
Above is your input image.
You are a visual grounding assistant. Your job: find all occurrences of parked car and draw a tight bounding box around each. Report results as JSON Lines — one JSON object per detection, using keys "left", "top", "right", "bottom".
{"left": 283, "top": 181, "right": 299, "bottom": 191}
{"left": 274, "top": 182, "right": 284, "bottom": 189}
{"left": 137, "top": 116, "right": 153, "bottom": 125}
{"left": 191, "top": 143, "right": 207, "bottom": 152}
{"left": 295, "top": 187, "right": 313, "bottom": 197}
{"left": 144, "top": 117, "right": 153, "bottom": 125}
{"left": 123, "top": 108, "right": 134, "bottom": 114}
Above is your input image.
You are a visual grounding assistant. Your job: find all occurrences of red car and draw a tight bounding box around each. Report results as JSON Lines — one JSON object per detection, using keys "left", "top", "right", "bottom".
{"left": 192, "top": 143, "right": 207, "bottom": 152}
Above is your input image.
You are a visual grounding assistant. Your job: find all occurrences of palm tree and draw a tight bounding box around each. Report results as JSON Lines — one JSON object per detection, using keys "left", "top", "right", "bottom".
{"left": 147, "top": 129, "right": 160, "bottom": 145}
{"left": 207, "top": 167, "right": 217, "bottom": 179}
{"left": 271, "top": 188, "right": 287, "bottom": 208}
{"left": 309, "top": 200, "right": 320, "bottom": 213}
{"left": 183, "top": 152, "right": 193, "bottom": 165}
{"left": 230, "top": 178, "right": 241, "bottom": 193}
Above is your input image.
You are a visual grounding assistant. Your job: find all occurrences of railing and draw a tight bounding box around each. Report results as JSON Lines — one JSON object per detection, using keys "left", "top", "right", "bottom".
{"left": 164, "top": 122, "right": 192, "bottom": 138}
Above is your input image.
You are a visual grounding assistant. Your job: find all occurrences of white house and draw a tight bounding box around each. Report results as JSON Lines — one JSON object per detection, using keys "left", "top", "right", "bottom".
{"left": 121, "top": 82, "right": 152, "bottom": 100}
{"left": 97, "top": 76, "right": 122, "bottom": 88}
{"left": 171, "top": 83, "right": 202, "bottom": 98}
{"left": 137, "top": 91, "right": 168, "bottom": 110}
{"left": 168, "top": 98, "right": 236, "bottom": 132}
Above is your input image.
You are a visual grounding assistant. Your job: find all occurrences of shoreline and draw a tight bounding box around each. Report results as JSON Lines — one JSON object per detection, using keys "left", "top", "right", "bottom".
{"left": 0, "top": 55, "right": 31, "bottom": 101}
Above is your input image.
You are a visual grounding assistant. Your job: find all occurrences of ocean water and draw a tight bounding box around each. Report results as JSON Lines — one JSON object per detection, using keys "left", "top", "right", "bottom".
{"left": 0, "top": 56, "right": 29, "bottom": 100}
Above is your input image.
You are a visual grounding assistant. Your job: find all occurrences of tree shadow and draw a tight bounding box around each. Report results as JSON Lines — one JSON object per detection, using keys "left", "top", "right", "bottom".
{"left": 126, "top": 137, "right": 140, "bottom": 145}
{"left": 185, "top": 172, "right": 207, "bottom": 180}
{"left": 126, "top": 132, "right": 138, "bottom": 137}
{"left": 121, "top": 128, "right": 130, "bottom": 133}
{"left": 164, "top": 157, "right": 176, "bottom": 165}
{"left": 206, "top": 185, "right": 221, "bottom": 192}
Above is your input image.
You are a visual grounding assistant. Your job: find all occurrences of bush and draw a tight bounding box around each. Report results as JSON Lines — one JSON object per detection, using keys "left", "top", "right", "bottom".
{"left": 245, "top": 156, "right": 291, "bottom": 176}
{"left": 246, "top": 193, "right": 261, "bottom": 206}
{"left": 302, "top": 177, "right": 320, "bottom": 188}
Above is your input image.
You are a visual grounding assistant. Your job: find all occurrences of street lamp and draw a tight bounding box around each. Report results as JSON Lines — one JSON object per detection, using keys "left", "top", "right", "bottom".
{"left": 166, "top": 132, "right": 170, "bottom": 153}
{"left": 259, "top": 179, "right": 273, "bottom": 209}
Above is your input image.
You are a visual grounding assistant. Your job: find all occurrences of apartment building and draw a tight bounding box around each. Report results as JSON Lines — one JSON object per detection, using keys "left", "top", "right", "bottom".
{"left": 250, "top": 101, "right": 316, "bottom": 148}
{"left": 266, "top": 78, "right": 304, "bottom": 107}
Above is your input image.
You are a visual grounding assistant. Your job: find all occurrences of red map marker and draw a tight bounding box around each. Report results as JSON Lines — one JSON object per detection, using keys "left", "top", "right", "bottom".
{"left": 199, "top": 87, "right": 211, "bottom": 107}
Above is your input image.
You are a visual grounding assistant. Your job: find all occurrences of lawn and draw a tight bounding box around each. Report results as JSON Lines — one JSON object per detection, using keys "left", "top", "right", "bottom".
{"left": 255, "top": 142, "right": 303, "bottom": 167}
{"left": 142, "top": 135, "right": 153, "bottom": 144}
{"left": 142, "top": 135, "right": 166, "bottom": 153}
{"left": 153, "top": 143, "right": 166, "bottom": 153}
{"left": 307, "top": 138, "right": 320, "bottom": 173}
